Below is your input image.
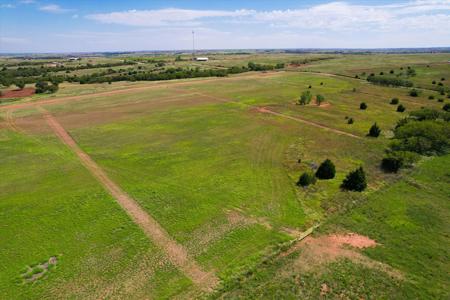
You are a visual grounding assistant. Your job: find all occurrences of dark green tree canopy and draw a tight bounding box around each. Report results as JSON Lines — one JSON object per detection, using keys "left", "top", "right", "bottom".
{"left": 341, "top": 167, "right": 367, "bottom": 191}
{"left": 315, "top": 159, "right": 336, "bottom": 179}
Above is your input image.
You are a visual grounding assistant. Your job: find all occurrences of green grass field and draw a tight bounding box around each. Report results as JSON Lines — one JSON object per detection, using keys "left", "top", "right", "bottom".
{"left": 1, "top": 53, "right": 449, "bottom": 299}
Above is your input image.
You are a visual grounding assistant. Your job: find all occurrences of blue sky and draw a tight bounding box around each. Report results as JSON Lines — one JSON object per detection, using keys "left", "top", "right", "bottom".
{"left": 1, "top": 0, "right": 449, "bottom": 53}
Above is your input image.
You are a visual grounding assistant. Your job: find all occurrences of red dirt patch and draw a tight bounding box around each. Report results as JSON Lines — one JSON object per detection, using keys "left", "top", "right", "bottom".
{"left": 282, "top": 232, "right": 401, "bottom": 279}
{"left": 0, "top": 88, "right": 35, "bottom": 99}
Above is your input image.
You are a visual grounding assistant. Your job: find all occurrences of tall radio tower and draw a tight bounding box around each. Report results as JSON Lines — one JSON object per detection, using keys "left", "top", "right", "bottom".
{"left": 192, "top": 30, "right": 195, "bottom": 60}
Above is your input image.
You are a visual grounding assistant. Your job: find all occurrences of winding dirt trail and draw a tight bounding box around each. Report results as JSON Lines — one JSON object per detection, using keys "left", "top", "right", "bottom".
{"left": 38, "top": 106, "right": 218, "bottom": 291}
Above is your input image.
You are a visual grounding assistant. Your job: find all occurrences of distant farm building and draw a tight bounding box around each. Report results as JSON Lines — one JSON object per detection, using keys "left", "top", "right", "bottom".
{"left": 68, "top": 57, "right": 80, "bottom": 61}
{"left": 195, "top": 57, "right": 209, "bottom": 61}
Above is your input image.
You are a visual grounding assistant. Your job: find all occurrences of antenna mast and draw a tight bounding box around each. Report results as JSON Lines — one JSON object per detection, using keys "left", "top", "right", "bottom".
{"left": 192, "top": 30, "right": 195, "bottom": 60}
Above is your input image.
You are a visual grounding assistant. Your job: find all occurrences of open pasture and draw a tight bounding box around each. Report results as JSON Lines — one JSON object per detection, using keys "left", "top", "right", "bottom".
{"left": 1, "top": 53, "right": 449, "bottom": 299}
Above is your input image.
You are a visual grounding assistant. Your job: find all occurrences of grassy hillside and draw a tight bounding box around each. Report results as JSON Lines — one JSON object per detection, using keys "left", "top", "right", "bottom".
{"left": 214, "top": 154, "right": 450, "bottom": 299}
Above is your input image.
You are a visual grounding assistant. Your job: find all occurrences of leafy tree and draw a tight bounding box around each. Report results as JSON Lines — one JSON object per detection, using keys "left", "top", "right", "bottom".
{"left": 360, "top": 102, "right": 367, "bottom": 110}
{"left": 391, "top": 120, "right": 450, "bottom": 155}
{"left": 390, "top": 98, "right": 399, "bottom": 105}
{"left": 316, "top": 94, "right": 325, "bottom": 106}
{"left": 15, "top": 80, "right": 25, "bottom": 90}
{"left": 347, "top": 118, "right": 354, "bottom": 124}
{"left": 341, "top": 167, "right": 367, "bottom": 191}
{"left": 368, "top": 123, "right": 381, "bottom": 137}
{"left": 315, "top": 159, "right": 336, "bottom": 179}
{"left": 428, "top": 95, "right": 435, "bottom": 100}
{"left": 299, "top": 90, "right": 312, "bottom": 105}
{"left": 397, "top": 104, "right": 406, "bottom": 112}
{"left": 297, "top": 172, "right": 316, "bottom": 187}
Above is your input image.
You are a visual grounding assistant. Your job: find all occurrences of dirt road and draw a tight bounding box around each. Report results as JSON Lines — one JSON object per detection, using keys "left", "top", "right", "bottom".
{"left": 38, "top": 106, "right": 218, "bottom": 291}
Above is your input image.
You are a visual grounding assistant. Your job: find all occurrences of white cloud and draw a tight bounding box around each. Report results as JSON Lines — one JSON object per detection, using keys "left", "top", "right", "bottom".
{"left": 19, "top": 0, "right": 35, "bottom": 4}
{"left": 86, "top": 8, "right": 253, "bottom": 26}
{"left": 85, "top": 1, "right": 450, "bottom": 33}
{"left": 1, "top": 3, "right": 15, "bottom": 8}
{"left": 39, "top": 4, "right": 73, "bottom": 14}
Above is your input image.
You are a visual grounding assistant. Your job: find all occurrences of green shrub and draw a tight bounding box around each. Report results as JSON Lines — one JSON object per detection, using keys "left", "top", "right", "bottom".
{"left": 315, "top": 159, "right": 336, "bottom": 179}
{"left": 409, "top": 89, "right": 419, "bottom": 97}
{"left": 397, "top": 104, "right": 406, "bottom": 112}
{"left": 347, "top": 118, "right": 354, "bottom": 124}
{"left": 368, "top": 123, "right": 381, "bottom": 137}
{"left": 298, "top": 90, "right": 312, "bottom": 105}
{"left": 390, "top": 98, "right": 399, "bottom": 105}
{"left": 428, "top": 95, "right": 435, "bottom": 100}
{"left": 297, "top": 172, "right": 316, "bottom": 187}
{"left": 381, "top": 151, "right": 419, "bottom": 173}
{"left": 341, "top": 167, "right": 367, "bottom": 191}
{"left": 316, "top": 94, "right": 325, "bottom": 106}
{"left": 443, "top": 103, "right": 450, "bottom": 112}
{"left": 360, "top": 102, "right": 367, "bottom": 110}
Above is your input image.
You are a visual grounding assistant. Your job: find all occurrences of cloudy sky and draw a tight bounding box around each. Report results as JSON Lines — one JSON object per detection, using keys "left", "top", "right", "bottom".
{"left": 0, "top": 0, "right": 449, "bottom": 53}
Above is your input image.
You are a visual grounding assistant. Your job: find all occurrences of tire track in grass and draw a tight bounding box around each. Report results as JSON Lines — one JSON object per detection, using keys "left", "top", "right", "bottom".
{"left": 37, "top": 106, "right": 218, "bottom": 292}
{"left": 193, "top": 91, "right": 361, "bottom": 139}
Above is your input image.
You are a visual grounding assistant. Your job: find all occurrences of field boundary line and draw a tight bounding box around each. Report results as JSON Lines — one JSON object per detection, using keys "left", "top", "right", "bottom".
{"left": 37, "top": 106, "right": 218, "bottom": 291}
{"left": 0, "top": 71, "right": 283, "bottom": 112}
{"left": 194, "top": 91, "right": 361, "bottom": 139}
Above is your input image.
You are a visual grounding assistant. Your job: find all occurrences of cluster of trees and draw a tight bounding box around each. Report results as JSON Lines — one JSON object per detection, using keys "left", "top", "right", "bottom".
{"left": 35, "top": 81, "right": 59, "bottom": 94}
{"left": 247, "top": 62, "right": 284, "bottom": 71}
{"left": 289, "top": 56, "right": 334, "bottom": 66}
{"left": 381, "top": 108, "right": 450, "bottom": 173}
{"left": 367, "top": 75, "right": 413, "bottom": 87}
{"left": 298, "top": 91, "right": 325, "bottom": 105}
{"left": 1, "top": 61, "right": 284, "bottom": 87}
{"left": 0, "top": 61, "right": 136, "bottom": 87}
{"left": 297, "top": 159, "right": 367, "bottom": 192}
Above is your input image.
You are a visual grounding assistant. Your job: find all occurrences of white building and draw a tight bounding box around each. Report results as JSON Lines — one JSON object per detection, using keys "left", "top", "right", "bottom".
{"left": 195, "top": 57, "right": 209, "bottom": 61}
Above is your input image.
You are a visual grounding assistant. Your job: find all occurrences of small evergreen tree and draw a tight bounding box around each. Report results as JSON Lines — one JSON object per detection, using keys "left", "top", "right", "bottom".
{"left": 368, "top": 123, "right": 381, "bottom": 137}
{"left": 315, "top": 159, "right": 336, "bottom": 179}
{"left": 443, "top": 103, "right": 450, "bottom": 112}
{"left": 297, "top": 172, "right": 316, "bottom": 187}
{"left": 347, "top": 118, "right": 354, "bottom": 124}
{"left": 428, "top": 95, "right": 435, "bottom": 100}
{"left": 360, "top": 102, "right": 367, "bottom": 110}
{"left": 390, "top": 98, "right": 399, "bottom": 105}
{"left": 341, "top": 167, "right": 367, "bottom": 191}
{"left": 397, "top": 104, "right": 406, "bottom": 112}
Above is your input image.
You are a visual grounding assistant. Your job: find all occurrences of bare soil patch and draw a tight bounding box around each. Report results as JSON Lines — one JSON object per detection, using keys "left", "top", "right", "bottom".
{"left": 0, "top": 88, "right": 35, "bottom": 99}
{"left": 285, "top": 233, "right": 402, "bottom": 279}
